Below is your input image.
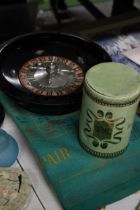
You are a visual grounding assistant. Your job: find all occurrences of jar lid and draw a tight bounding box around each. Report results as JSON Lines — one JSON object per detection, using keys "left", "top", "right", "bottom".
{"left": 85, "top": 62, "right": 140, "bottom": 105}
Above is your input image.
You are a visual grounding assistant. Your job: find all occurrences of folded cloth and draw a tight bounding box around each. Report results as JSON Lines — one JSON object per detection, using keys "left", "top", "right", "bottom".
{"left": 1, "top": 91, "right": 140, "bottom": 210}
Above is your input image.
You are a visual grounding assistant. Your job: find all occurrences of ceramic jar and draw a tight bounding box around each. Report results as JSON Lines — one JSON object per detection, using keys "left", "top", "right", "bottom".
{"left": 79, "top": 62, "right": 140, "bottom": 158}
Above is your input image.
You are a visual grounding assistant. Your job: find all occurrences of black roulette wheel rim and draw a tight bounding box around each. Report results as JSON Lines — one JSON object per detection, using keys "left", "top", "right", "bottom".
{"left": 0, "top": 32, "right": 111, "bottom": 115}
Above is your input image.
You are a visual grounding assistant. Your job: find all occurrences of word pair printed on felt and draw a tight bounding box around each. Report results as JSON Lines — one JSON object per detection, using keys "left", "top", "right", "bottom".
{"left": 41, "top": 148, "right": 71, "bottom": 164}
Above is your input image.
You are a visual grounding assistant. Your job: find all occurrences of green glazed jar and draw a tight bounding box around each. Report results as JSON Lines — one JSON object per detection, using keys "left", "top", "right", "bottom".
{"left": 79, "top": 62, "right": 140, "bottom": 158}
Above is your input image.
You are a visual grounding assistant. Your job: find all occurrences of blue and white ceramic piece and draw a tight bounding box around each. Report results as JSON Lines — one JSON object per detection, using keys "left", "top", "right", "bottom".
{"left": 0, "top": 129, "right": 19, "bottom": 167}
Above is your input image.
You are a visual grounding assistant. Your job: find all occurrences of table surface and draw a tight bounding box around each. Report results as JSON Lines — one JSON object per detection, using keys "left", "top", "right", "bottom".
{"left": 1, "top": 33, "right": 140, "bottom": 210}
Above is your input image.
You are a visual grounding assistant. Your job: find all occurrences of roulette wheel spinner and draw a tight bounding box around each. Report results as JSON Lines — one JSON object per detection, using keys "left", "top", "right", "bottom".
{"left": 0, "top": 32, "right": 111, "bottom": 114}
{"left": 19, "top": 55, "right": 84, "bottom": 97}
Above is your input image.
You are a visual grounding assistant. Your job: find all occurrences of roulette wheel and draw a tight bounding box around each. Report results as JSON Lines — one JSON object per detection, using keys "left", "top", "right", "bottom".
{"left": 0, "top": 32, "right": 111, "bottom": 114}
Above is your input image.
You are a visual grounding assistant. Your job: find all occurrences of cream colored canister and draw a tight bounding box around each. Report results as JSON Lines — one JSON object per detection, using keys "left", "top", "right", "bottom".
{"left": 79, "top": 62, "right": 140, "bottom": 158}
